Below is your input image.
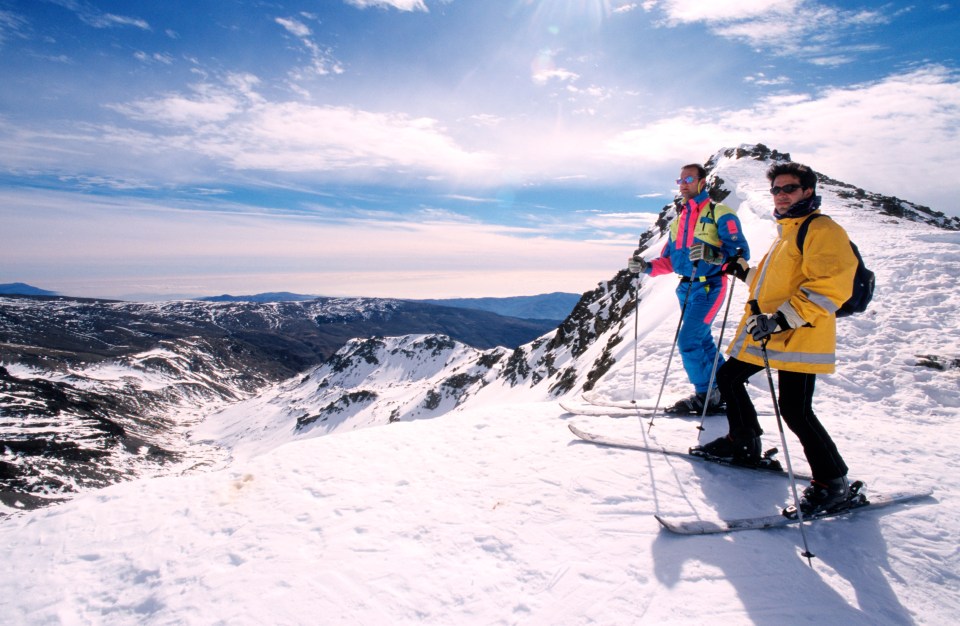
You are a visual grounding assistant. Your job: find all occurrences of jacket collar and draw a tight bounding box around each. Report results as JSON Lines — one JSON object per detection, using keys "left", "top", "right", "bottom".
{"left": 775, "top": 194, "right": 821, "bottom": 220}
{"left": 683, "top": 190, "right": 711, "bottom": 213}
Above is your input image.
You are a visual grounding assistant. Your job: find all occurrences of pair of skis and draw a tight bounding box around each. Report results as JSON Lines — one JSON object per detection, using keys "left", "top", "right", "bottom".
{"left": 568, "top": 423, "right": 933, "bottom": 535}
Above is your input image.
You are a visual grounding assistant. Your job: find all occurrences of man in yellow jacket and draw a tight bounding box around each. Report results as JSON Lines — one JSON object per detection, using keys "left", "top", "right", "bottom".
{"left": 691, "top": 161, "right": 857, "bottom": 515}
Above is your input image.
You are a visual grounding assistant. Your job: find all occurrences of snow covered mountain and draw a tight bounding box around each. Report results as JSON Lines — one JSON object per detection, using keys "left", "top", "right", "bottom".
{"left": 4, "top": 144, "right": 958, "bottom": 512}
{"left": 0, "top": 297, "right": 557, "bottom": 507}
{"left": 3, "top": 144, "right": 960, "bottom": 623}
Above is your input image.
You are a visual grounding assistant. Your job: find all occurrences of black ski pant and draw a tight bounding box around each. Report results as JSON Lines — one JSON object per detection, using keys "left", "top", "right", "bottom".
{"left": 716, "top": 356, "right": 848, "bottom": 483}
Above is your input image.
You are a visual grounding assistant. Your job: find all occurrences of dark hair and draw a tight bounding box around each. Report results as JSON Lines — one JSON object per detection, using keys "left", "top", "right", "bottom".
{"left": 681, "top": 163, "right": 706, "bottom": 179}
{"left": 766, "top": 162, "right": 817, "bottom": 191}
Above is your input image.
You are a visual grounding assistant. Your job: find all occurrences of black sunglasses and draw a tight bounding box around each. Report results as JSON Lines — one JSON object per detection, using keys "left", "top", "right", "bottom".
{"left": 770, "top": 184, "right": 804, "bottom": 195}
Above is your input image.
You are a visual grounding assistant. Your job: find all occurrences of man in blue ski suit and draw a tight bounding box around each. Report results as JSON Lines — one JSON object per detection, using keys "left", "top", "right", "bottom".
{"left": 628, "top": 163, "right": 750, "bottom": 414}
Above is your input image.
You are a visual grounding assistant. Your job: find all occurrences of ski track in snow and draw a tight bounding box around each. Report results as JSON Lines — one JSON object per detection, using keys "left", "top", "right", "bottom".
{"left": 2, "top": 153, "right": 959, "bottom": 624}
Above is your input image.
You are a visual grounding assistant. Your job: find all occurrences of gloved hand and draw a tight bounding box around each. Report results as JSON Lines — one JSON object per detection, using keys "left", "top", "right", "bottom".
{"left": 746, "top": 311, "right": 790, "bottom": 341}
{"left": 627, "top": 254, "right": 647, "bottom": 274}
{"left": 689, "top": 243, "right": 723, "bottom": 265}
{"left": 722, "top": 254, "right": 750, "bottom": 281}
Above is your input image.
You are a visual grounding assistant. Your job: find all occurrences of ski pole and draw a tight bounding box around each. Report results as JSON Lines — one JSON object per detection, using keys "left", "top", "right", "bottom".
{"left": 631, "top": 274, "right": 640, "bottom": 403}
{"left": 696, "top": 274, "right": 737, "bottom": 437}
{"left": 748, "top": 299, "right": 816, "bottom": 566}
{"left": 647, "top": 261, "right": 699, "bottom": 432}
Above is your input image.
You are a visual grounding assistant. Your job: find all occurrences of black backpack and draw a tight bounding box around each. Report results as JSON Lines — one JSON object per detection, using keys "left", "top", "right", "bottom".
{"left": 796, "top": 214, "right": 875, "bottom": 318}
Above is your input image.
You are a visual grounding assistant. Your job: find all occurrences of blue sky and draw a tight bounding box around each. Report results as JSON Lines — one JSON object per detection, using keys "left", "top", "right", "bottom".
{"left": 1, "top": 0, "right": 958, "bottom": 300}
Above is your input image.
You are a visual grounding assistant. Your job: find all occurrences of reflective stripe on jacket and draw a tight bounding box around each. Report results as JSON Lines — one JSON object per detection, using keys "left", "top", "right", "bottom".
{"left": 646, "top": 197, "right": 749, "bottom": 279}
{"left": 727, "top": 210, "right": 856, "bottom": 374}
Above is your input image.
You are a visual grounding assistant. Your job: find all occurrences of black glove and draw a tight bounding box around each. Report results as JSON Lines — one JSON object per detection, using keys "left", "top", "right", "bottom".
{"left": 722, "top": 254, "right": 750, "bottom": 281}
{"left": 746, "top": 311, "right": 790, "bottom": 341}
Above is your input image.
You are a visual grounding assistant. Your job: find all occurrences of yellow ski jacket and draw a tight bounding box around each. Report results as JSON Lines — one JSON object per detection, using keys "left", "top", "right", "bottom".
{"left": 727, "top": 210, "right": 857, "bottom": 374}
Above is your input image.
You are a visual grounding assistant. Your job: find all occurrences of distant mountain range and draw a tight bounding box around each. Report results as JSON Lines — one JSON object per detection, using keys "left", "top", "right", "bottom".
{"left": 4, "top": 287, "right": 580, "bottom": 323}
{"left": 0, "top": 283, "right": 58, "bottom": 297}
{"left": 414, "top": 293, "right": 581, "bottom": 322}
{"left": 199, "top": 292, "right": 581, "bottom": 322}
{"left": 197, "top": 292, "right": 318, "bottom": 303}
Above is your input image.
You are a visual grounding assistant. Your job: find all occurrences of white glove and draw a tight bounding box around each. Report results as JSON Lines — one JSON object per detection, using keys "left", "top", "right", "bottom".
{"left": 627, "top": 254, "right": 647, "bottom": 274}
{"left": 689, "top": 243, "right": 723, "bottom": 265}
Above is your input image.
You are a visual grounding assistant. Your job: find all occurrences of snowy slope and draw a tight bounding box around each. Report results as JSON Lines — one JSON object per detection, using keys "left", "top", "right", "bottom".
{"left": 2, "top": 146, "right": 959, "bottom": 624}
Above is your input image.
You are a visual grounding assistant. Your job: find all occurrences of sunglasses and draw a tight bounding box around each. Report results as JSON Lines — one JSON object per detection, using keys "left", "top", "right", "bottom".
{"left": 770, "top": 184, "right": 804, "bottom": 195}
{"left": 676, "top": 176, "right": 697, "bottom": 184}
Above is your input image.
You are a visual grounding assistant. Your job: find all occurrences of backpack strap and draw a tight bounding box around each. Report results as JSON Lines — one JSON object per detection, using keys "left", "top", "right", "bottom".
{"left": 796, "top": 213, "right": 828, "bottom": 253}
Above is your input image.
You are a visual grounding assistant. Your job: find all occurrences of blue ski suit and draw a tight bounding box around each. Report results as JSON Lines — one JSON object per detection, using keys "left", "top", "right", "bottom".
{"left": 642, "top": 191, "right": 750, "bottom": 393}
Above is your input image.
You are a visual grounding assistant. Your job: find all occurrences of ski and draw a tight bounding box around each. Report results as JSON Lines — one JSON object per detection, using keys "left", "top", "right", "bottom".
{"left": 655, "top": 484, "right": 933, "bottom": 535}
{"left": 568, "top": 423, "right": 811, "bottom": 481}
{"left": 570, "top": 393, "right": 771, "bottom": 417}
{"left": 581, "top": 391, "right": 667, "bottom": 410}
{"left": 560, "top": 400, "right": 728, "bottom": 418}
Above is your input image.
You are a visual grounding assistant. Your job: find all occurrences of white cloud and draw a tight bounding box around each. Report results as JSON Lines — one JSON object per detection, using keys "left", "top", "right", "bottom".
{"left": 658, "top": 0, "right": 799, "bottom": 23}
{"left": 99, "top": 77, "right": 497, "bottom": 182}
{"left": 743, "top": 73, "right": 790, "bottom": 86}
{"left": 274, "top": 15, "right": 343, "bottom": 79}
{"left": 75, "top": 9, "right": 150, "bottom": 30}
{"left": 275, "top": 17, "right": 312, "bottom": 38}
{"left": 651, "top": 0, "right": 891, "bottom": 63}
{"left": 533, "top": 67, "right": 580, "bottom": 85}
{"left": 94, "top": 13, "right": 150, "bottom": 29}
{"left": 0, "top": 9, "right": 28, "bottom": 47}
{"left": 224, "top": 103, "right": 498, "bottom": 178}
{"left": 108, "top": 87, "right": 243, "bottom": 126}
{"left": 134, "top": 51, "right": 175, "bottom": 65}
{"left": 344, "top": 0, "right": 430, "bottom": 12}
{"left": 599, "top": 65, "right": 960, "bottom": 212}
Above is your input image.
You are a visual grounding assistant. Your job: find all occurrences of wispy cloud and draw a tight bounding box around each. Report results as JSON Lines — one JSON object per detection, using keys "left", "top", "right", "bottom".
{"left": 344, "top": 0, "right": 430, "bottom": 12}
{"left": 47, "top": 0, "right": 150, "bottom": 31}
{"left": 134, "top": 51, "right": 175, "bottom": 65}
{"left": 533, "top": 67, "right": 580, "bottom": 85}
{"left": 275, "top": 15, "right": 344, "bottom": 85}
{"left": 0, "top": 9, "right": 27, "bottom": 47}
{"left": 275, "top": 17, "right": 312, "bottom": 38}
{"left": 647, "top": 0, "right": 891, "bottom": 64}
{"left": 95, "top": 74, "right": 499, "bottom": 183}
{"left": 83, "top": 13, "right": 150, "bottom": 30}
{"left": 744, "top": 73, "right": 790, "bottom": 86}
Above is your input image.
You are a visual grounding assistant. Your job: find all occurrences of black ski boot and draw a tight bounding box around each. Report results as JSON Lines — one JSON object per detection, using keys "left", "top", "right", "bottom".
{"left": 690, "top": 434, "right": 761, "bottom": 466}
{"left": 783, "top": 479, "right": 867, "bottom": 519}
{"left": 799, "top": 477, "right": 851, "bottom": 515}
{"left": 665, "top": 389, "right": 724, "bottom": 415}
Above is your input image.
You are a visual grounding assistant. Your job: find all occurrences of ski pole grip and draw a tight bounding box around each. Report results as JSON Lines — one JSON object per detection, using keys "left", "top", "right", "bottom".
{"left": 748, "top": 299, "right": 761, "bottom": 315}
